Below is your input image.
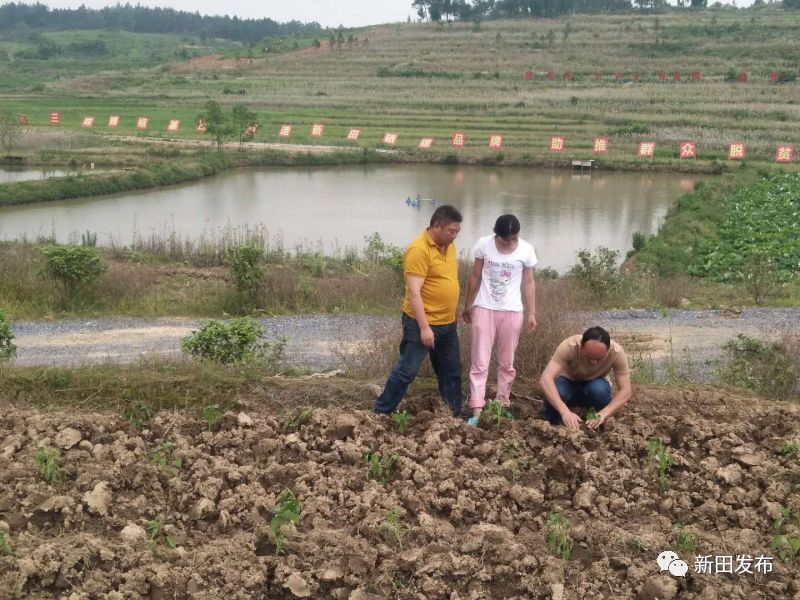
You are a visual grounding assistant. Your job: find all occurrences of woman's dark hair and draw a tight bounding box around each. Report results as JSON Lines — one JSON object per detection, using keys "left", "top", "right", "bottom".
{"left": 493, "top": 214, "right": 521, "bottom": 238}
{"left": 430, "top": 205, "right": 463, "bottom": 228}
{"left": 581, "top": 326, "right": 611, "bottom": 348}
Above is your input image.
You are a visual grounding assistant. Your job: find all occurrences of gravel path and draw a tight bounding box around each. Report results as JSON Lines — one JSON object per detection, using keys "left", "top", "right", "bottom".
{"left": 9, "top": 308, "right": 799, "bottom": 381}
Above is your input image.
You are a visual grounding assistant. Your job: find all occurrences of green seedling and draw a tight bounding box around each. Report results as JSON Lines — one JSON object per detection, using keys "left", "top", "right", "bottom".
{"left": 771, "top": 534, "right": 800, "bottom": 562}
{"left": 0, "top": 532, "right": 12, "bottom": 555}
{"left": 585, "top": 407, "right": 599, "bottom": 421}
{"left": 124, "top": 403, "right": 153, "bottom": 431}
{"left": 773, "top": 505, "right": 796, "bottom": 531}
{"left": 625, "top": 537, "right": 647, "bottom": 553}
{"left": 782, "top": 442, "right": 800, "bottom": 461}
{"left": 201, "top": 403, "right": 223, "bottom": 431}
{"left": 648, "top": 437, "right": 674, "bottom": 496}
{"left": 378, "top": 507, "right": 409, "bottom": 549}
{"left": 547, "top": 511, "right": 573, "bottom": 560}
{"left": 674, "top": 523, "right": 697, "bottom": 554}
{"left": 270, "top": 489, "right": 301, "bottom": 555}
{"left": 280, "top": 407, "right": 313, "bottom": 432}
{"left": 391, "top": 410, "right": 411, "bottom": 434}
{"left": 35, "top": 447, "right": 61, "bottom": 485}
{"left": 151, "top": 441, "right": 183, "bottom": 477}
{"left": 483, "top": 399, "right": 512, "bottom": 427}
{"left": 146, "top": 519, "right": 176, "bottom": 548}
{"left": 364, "top": 449, "right": 399, "bottom": 486}
{"left": 501, "top": 439, "right": 529, "bottom": 482}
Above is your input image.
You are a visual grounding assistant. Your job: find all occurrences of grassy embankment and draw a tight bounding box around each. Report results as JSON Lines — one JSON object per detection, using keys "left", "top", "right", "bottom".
{"left": 2, "top": 6, "right": 800, "bottom": 174}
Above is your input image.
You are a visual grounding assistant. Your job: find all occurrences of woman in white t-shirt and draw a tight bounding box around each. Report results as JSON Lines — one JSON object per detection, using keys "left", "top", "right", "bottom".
{"left": 462, "top": 214, "right": 538, "bottom": 424}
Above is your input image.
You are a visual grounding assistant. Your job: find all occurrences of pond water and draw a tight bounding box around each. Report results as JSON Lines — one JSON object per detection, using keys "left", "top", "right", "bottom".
{"left": 0, "top": 164, "right": 699, "bottom": 271}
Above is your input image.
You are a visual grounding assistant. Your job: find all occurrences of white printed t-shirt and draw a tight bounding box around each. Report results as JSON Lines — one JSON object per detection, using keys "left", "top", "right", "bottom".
{"left": 472, "top": 235, "right": 537, "bottom": 312}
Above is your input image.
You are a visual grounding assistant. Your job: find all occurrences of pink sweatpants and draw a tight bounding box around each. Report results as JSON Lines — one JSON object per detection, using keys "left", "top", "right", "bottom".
{"left": 468, "top": 306, "right": 524, "bottom": 410}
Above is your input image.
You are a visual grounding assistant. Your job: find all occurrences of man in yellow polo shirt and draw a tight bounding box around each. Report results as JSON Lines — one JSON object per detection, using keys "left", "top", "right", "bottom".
{"left": 375, "top": 205, "right": 464, "bottom": 416}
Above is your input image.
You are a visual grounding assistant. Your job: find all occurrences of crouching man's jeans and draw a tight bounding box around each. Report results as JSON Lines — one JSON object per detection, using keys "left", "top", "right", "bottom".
{"left": 541, "top": 376, "right": 611, "bottom": 425}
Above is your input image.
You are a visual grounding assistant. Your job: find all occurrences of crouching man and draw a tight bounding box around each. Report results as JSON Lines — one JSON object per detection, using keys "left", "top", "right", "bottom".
{"left": 539, "top": 326, "right": 631, "bottom": 429}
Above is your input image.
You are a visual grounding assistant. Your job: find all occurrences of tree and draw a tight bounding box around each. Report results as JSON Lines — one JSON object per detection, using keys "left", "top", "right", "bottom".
{"left": 0, "top": 112, "right": 23, "bottom": 153}
{"left": 198, "top": 100, "right": 233, "bottom": 150}
{"left": 783, "top": 0, "right": 800, "bottom": 9}
{"left": 231, "top": 104, "right": 258, "bottom": 150}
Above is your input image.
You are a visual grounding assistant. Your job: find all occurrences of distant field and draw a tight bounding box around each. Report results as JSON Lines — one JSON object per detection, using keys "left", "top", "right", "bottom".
{"left": 1, "top": 7, "right": 800, "bottom": 167}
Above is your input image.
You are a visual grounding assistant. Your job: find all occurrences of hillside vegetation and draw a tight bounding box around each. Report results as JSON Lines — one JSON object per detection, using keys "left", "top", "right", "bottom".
{"left": 1, "top": 5, "right": 799, "bottom": 166}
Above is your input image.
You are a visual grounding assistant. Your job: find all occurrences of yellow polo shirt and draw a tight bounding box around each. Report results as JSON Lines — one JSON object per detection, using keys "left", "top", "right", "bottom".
{"left": 402, "top": 230, "right": 459, "bottom": 325}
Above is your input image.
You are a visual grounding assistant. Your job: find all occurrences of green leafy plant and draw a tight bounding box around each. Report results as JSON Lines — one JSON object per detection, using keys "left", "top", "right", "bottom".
{"left": 773, "top": 505, "right": 796, "bottom": 531}
{"left": 585, "top": 407, "right": 599, "bottom": 421}
{"left": 271, "top": 489, "right": 301, "bottom": 555}
{"left": 35, "top": 447, "right": 61, "bottom": 485}
{"left": 280, "top": 407, "right": 313, "bottom": 432}
{"left": 41, "top": 244, "right": 107, "bottom": 308}
{"left": 674, "top": 523, "right": 697, "bottom": 553}
{"left": 151, "top": 441, "right": 183, "bottom": 477}
{"left": 783, "top": 443, "right": 800, "bottom": 461}
{"left": 0, "top": 310, "right": 16, "bottom": 361}
{"left": 364, "top": 449, "right": 399, "bottom": 486}
{"left": 201, "top": 403, "right": 224, "bottom": 431}
{"left": 146, "top": 519, "right": 176, "bottom": 548}
{"left": 482, "top": 399, "right": 512, "bottom": 427}
{"left": 181, "top": 317, "right": 285, "bottom": 367}
{"left": 0, "top": 532, "right": 12, "bottom": 555}
{"left": 501, "top": 439, "right": 529, "bottom": 482}
{"left": 391, "top": 410, "right": 411, "bottom": 434}
{"left": 771, "top": 534, "right": 800, "bottom": 562}
{"left": 547, "top": 511, "right": 573, "bottom": 560}
{"left": 648, "top": 437, "right": 674, "bottom": 496}
{"left": 569, "top": 246, "right": 621, "bottom": 303}
{"left": 378, "top": 507, "right": 409, "bottom": 549}
{"left": 124, "top": 403, "right": 153, "bottom": 431}
{"left": 226, "top": 244, "right": 265, "bottom": 303}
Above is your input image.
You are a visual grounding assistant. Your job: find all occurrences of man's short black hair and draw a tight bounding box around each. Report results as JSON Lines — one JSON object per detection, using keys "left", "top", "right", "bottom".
{"left": 581, "top": 326, "right": 611, "bottom": 348}
{"left": 494, "top": 214, "right": 521, "bottom": 238}
{"left": 430, "top": 205, "right": 463, "bottom": 228}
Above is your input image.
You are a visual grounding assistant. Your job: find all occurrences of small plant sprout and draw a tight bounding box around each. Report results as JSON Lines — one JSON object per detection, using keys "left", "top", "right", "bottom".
{"left": 0, "top": 532, "right": 12, "bottom": 555}
{"left": 379, "top": 508, "right": 409, "bottom": 549}
{"left": 647, "top": 437, "right": 674, "bottom": 496}
{"left": 501, "top": 439, "right": 528, "bottom": 482}
{"left": 146, "top": 520, "right": 177, "bottom": 548}
{"left": 201, "top": 403, "right": 223, "bottom": 431}
{"left": 35, "top": 447, "right": 61, "bottom": 485}
{"left": 771, "top": 533, "right": 800, "bottom": 562}
{"left": 124, "top": 403, "right": 153, "bottom": 431}
{"left": 773, "top": 505, "right": 796, "bottom": 532}
{"left": 547, "top": 511, "right": 573, "bottom": 560}
{"left": 391, "top": 410, "right": 411, "bottom": 434}
{"left": 674, "top": 523, "right": 697, "bottom": 553}
{"left": 364, "top": 449, "right": 399, "bottom": 486}
{"left": 483, "top": 399, "right": 512, "bottom": 427}
{"left": 585, "top": 407, "right": 599, "bottom": 421}
{"left": 280, "top": 407, "right": 313, "bottom": 432}
{"left": 151, "top": 441, "right": 183, "bottom": 477}
{"left": 782, "top": 442, "right": 800, "bottom": 461}
{"left": 270, "top": 489, "right": 301, "bottom": 555}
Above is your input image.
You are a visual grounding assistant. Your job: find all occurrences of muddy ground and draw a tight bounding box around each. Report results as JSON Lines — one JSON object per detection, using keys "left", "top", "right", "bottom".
{"left": 0, "top": 384, "right": 798, "bottom": 599}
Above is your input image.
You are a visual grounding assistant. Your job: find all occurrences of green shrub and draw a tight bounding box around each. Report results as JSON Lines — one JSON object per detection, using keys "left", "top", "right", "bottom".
{"left": 181, "top": 317, "right": 285, "bottom": 366}
{"left": 271, "top": 489, "right": 301, "bottom": 555}
{"left": 226, "top": 244, "right": 266, "bottom": 303}
{"left": 35, "top": 447, "right": 61, "bottom": 484}
{"left": 569, "top": 247, "right": 621, "bottom": 303}
{"left": 363, "top": 232, "right": 404, "bottom": 274}
{"left": 0, "top": 310, "right": 16, "bottom": 361}
{"left": 41, "top": 244, "right": 106, "bottom": 308}
{"left": 717, "top": 334, "right": 798, "bottom": 401}
{"left": 547, "top": 511, "right": 573, "bottom": 560}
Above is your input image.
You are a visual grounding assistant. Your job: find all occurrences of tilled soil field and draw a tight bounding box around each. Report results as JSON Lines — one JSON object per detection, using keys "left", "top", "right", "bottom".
{"left": 1, "top": 385, "right": 798, "bottom": 600}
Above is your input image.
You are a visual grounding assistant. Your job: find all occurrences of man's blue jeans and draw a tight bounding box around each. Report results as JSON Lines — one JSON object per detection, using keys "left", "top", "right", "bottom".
{"left": 374, "top": 314, "right": 462, "bottom": 416}
{"left": 542, "top": 376, "right": 612, "bottom": 425}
